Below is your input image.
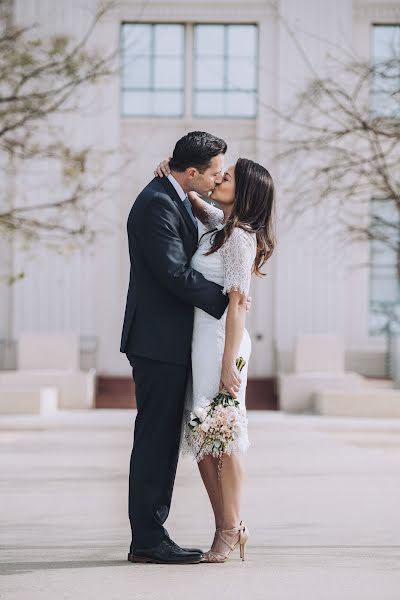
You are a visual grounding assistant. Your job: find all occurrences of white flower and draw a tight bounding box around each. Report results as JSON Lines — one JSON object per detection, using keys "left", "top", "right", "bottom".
{"left": 200, "top": 420, "right": 210, "bottom": 432}
{"left": 194, "top": 407, "right": 207, "bottom": 422}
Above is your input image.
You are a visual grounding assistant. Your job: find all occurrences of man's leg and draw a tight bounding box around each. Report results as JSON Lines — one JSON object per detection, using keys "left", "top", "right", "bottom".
{"left": 127, "top": 354, "right": 189, "bottom": 550}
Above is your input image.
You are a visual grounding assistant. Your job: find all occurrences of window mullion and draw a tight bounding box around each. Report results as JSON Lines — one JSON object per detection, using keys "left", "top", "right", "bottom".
{"left": 224, "top": 25, "right": 228, "bottom": 115}
{"left": 185, "top": 23, "right": 193, "bottom": 119}
{"left": 121, "top": 22, "right": 257, "bottom": 118}
{"left": 150, "top": 25, "right": 155, "bottom": 115}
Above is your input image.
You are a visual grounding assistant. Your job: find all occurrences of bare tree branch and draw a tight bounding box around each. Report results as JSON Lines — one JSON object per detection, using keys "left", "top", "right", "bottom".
{"left": 270, "top": 24, "right": 400, "bottom": 332}
{"left": 0, "top": 1, "right": 134, "bottom": 262}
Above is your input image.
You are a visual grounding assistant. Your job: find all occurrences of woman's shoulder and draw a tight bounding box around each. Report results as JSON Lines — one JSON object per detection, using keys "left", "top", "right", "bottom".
{"left": 226, "top": 226, "right": 257, "bottom": 246}
{"left": 219, "top": 226, "right": 256, "bottom": 261}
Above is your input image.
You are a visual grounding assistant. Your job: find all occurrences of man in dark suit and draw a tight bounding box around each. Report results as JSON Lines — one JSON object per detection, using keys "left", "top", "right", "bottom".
{"left": 120, "top": 131, "right": 233, "bottom": 564}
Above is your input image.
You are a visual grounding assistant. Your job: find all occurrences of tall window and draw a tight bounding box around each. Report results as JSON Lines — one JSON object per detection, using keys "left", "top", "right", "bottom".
{"left": 121, "top": 24, "right": 185, "bottom": 117}
{"left": 120, "top": 23, "right": 258, "bottom": 118}
{"left": 369, "top": 199, "right": 400, "bottom": 335}
{"left": 193, "top": 24, "right": 258, "bottom": 117}
{"left": 371, "top": 24, "right": 400, "bottom": 117}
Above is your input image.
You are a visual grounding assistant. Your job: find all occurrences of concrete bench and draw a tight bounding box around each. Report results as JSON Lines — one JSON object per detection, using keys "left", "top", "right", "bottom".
{"left": 0, "top": 370, "right": 95, "bottom": 410}
{"left": 278, "top": 334, "right": 366, "bottom": 413}
{"left": 313, "top": 388, "right": 400, "bottom": 418}
{"left": 0, "top": 332, "right": 96, "bottom": 410}
{"left": 279, "top": 371, "right": 364, "bottom": 413}
{"left": 0, "top": 386, "right": 58, "bottom": 415}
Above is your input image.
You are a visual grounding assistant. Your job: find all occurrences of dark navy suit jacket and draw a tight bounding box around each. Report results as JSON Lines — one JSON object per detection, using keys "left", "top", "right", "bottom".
{"left": 120, "top": 177, "right": 228, "bottom": 365}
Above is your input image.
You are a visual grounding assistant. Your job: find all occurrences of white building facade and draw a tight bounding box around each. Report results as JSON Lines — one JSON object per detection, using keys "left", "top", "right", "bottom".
{"left": 1, "top": 0, "right": 399, "bottom": 382}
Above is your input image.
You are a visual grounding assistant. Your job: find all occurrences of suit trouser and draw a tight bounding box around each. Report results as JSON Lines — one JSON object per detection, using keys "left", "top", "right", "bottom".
{"left": 127, "top": 353, "right": 189, "bottom": 550}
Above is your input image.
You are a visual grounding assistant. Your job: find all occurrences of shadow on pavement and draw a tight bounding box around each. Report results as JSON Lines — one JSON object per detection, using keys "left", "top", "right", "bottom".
{"left": 1, "top": 559, "right": 129, "bottom": 576}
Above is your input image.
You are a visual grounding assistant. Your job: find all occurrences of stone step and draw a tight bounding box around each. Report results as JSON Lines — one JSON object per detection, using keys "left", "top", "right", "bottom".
{"left": 96, "top": 376, "right": 134, "bottom": 395}
{"left": 95, "top": 377, "right": 278, "bottom": 410}
{"left": 95, "top": 393, "right": 135, "bottom": 409}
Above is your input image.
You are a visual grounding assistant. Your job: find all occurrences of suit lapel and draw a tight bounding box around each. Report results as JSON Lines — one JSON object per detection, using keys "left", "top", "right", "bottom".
{"left": 158, "top": 177, "right": 198, "bottom": 240}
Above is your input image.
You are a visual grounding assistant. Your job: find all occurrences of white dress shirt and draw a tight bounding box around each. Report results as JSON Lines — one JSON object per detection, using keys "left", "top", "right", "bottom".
{"left": 167, "top": 174, "right": 187, "bottom": 202}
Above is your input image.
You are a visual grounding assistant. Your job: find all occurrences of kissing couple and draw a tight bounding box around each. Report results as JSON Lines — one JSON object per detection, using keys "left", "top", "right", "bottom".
{"left": 120, "top": 131, "right": 275, "bottom": 564}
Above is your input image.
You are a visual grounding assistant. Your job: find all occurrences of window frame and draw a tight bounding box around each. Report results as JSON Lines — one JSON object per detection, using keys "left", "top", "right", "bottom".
{"left": 368, "top": 197, "right": 400, "bottom": 335}
{"left": 192, "top": 23, "right": 259, "bottom": 119}
{"left": 370, "top": 23, "right": 400, "bottom": 119}
{"left": 120, "top": 21, "right": 259, "bottom": 120}
{"left": 120, "top": 22, "right": 186, "bottom": 118}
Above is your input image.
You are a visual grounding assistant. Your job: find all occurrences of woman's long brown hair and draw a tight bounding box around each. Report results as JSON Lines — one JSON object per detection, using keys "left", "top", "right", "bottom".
{"left": 205, "top": 157, "right": 276, "bottom": 276}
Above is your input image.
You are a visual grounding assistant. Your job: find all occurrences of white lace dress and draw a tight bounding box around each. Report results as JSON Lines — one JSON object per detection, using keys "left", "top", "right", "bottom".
{"left": 181, "top": 203, "right": 257, "bottom": 460}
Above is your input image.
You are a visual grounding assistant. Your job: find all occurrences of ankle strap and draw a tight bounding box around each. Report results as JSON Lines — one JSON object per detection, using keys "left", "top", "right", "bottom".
{"left": 218, "top": 527, "right": 240, "bottom": 551}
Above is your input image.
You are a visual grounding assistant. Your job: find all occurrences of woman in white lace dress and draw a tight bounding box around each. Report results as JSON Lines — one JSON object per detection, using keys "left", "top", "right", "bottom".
{"left": 155, "top": 157, "right": 275, "bottom": 563}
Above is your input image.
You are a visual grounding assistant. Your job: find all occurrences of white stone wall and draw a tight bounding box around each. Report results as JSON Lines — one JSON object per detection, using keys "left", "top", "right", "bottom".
{"left": 1, "top": 0, "right": 398, "bottom": 377}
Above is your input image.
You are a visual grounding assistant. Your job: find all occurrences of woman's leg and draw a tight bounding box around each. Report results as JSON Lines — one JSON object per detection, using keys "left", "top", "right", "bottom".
{"left": 219, "top": 451, "right": 244, "bottom": 528}
{"left": 210, "top": 451, "right": 245, "bottom": 554}
{"left": 198, "top": 451, "right": 245, "bottom": 554}
{"left": 198, "top": 455, "right": 223, "bottom": 529}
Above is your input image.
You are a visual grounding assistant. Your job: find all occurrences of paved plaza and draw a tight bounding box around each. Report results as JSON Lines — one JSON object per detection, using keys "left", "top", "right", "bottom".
{"left": 1, "top": 409, "right": 400, "bottom": 599}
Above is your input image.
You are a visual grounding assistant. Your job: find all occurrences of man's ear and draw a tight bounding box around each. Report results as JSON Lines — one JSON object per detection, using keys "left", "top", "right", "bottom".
{"left": 187, "top": 167, "right": 197, "bottom": 179}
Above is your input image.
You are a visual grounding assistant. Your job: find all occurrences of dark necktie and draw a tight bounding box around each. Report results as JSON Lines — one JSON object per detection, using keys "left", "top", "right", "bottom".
{"left": 183, "top": 195, "right": 198, "bottom": 230}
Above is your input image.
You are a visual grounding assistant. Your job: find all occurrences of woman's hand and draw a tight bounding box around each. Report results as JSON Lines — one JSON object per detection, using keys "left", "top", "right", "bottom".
{"left": 154, "top": 158, "right": 171, "bottom": 178}
{"left": 220, "top": 360, "right": 241, "bottom": 398}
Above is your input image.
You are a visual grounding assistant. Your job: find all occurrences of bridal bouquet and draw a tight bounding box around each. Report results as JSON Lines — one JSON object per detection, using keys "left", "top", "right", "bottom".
{"left": 187, "top": 357, "right": 248, "bottom": 473}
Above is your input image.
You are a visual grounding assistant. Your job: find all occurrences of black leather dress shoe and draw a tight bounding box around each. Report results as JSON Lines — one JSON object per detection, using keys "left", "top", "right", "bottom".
{"left": 131, "top": 528, "right": 203, "bottom": 555}
{"left": 181, "top": 546, "right": 203, "bottom": 553}
{"left": 166, "top": 537, "right": 203, "bottom": 555}
{"left": 128, "top": 537, "right": 202, "bottom": 564}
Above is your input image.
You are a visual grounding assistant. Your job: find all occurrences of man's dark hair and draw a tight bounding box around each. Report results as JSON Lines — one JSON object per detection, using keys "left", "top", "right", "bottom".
{"left": 169, "top": 131, "right": 227, "bottom": 173}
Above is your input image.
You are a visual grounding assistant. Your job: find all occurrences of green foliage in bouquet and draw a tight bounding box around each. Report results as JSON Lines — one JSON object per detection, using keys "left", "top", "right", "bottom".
{"left": 212, "top": 356, "right": 247, "bottom": 407}
{"left": 187, "top": 356, "right": 248, "bottom": 474}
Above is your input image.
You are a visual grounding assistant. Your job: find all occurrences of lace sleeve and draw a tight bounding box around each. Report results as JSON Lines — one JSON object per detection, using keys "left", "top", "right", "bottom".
{"left": 203, "top": 202, "right": 224, "bottom": 230}
{"left": 220, "top": 228, "right": 256, "bottom": 295}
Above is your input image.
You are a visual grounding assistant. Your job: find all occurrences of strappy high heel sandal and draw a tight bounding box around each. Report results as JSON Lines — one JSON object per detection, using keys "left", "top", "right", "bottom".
{"left": 201, "top": 521, "right": 249, "bottom": 563}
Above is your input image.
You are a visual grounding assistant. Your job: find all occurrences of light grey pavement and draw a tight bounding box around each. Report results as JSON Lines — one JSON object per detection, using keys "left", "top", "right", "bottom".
{"left": 1, "top": 409, "right": 400, "bottom": 600}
